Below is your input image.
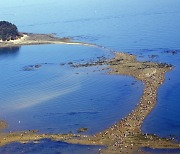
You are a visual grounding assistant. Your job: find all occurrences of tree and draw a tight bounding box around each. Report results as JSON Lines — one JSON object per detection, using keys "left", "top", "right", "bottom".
{"left": 0, "top": 21, "right": 21, "bottom": 41}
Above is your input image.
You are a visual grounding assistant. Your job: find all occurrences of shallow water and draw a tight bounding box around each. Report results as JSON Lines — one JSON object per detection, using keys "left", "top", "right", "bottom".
{"left": 0, "top": 0, "right": 180, "bottom": 153}
{"left": 0, "top": 45, "right": 142, "bottom": 134}
{"left": 0, "top": 44, "right": 143, "bottom": 153}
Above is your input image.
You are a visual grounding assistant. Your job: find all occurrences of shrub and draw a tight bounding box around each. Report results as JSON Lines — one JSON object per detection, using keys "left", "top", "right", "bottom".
{"left": 0, "top": 21, "right": 20, "bottom": 41}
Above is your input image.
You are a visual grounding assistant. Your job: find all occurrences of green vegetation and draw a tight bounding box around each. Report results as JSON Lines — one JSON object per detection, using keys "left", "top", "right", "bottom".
{"left": 0, "top": 21, "right": 21, "bottom": 41}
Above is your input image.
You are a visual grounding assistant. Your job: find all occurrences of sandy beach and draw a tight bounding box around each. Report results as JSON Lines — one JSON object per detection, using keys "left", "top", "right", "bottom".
{"left": 0, "top": 33, "right": 180, "bottom": 153}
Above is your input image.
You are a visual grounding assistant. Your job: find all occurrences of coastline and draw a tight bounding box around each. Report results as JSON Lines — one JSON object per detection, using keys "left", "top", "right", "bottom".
{"left": 0, "top": 33, "right": 180, "bottom": 153}
{"left": 0, "top": 33, "right": 97, "bottom": 48}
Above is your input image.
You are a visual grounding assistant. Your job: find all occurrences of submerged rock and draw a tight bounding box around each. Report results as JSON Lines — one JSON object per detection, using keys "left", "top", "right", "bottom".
{"left": 77, "top": 128, "right": 88, "bottom": 133}
{"left": 23, "top": 64, "right": 42, "bottom": 71}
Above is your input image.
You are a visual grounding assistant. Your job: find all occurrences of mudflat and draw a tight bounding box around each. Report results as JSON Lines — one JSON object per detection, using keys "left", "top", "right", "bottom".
{"left": 0, "top": 34, "right": 180, "bottom": 153}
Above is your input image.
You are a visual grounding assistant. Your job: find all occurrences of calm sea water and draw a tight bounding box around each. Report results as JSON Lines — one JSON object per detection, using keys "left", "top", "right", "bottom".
{"left": 0, "top": 45, "right": 142, "bottom": 134}
{"left": 0, "top": 0, "right": 180, "bottom": 153}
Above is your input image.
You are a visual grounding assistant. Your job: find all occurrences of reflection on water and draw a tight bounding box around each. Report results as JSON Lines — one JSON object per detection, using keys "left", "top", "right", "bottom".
{"left": 0, "top": 46, "right": 20, "bottom": 57}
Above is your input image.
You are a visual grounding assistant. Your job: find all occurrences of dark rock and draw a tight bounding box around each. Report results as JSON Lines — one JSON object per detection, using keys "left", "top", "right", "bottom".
{"left": 77, "top": 127, "right": 88, "bottom": 133}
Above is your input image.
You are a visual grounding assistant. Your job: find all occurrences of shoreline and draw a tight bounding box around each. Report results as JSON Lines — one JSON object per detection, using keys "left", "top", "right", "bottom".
{"left": 0, "top": 33, "right": 98, "bottom": 48}
{"left": 0, "top": 33, "right": 180, "bottom": 153}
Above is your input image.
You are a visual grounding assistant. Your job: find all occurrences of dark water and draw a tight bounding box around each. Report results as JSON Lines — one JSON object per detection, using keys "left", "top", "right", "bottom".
{"left": 142, "top": 147, "right": 180, "bottom": 154}
{"left": 0, "top": 0, "right": 180, "bottom": 153}
{"left": 0, "top": 139, "right": 104, "bottom": 154}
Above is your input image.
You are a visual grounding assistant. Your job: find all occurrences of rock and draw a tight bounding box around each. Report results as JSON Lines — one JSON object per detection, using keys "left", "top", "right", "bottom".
{"left": 77, "top": 127, "right": 88, "bottom": 133}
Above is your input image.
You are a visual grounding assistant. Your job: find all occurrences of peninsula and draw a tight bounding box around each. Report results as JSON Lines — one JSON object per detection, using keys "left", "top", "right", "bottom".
{"left": 0, "top": 22, "right": 180, "bottom": 153}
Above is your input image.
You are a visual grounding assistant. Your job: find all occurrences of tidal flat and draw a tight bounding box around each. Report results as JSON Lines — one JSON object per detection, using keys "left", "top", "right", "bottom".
{"left": 0, "top": 34, "right": 180, "bottom": 153}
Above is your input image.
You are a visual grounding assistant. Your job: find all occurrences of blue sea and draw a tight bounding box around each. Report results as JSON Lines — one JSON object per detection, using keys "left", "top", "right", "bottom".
{"left": 0, "top": 0, "right": 180, "bottom": 153}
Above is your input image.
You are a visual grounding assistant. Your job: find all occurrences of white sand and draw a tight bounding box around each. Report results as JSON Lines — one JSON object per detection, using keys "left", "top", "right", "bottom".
{"left": 9, "top": 34, "right": 28, "bottom": 43}
{"left": 0, "top": 34, "right": 28, "bottom": 43}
